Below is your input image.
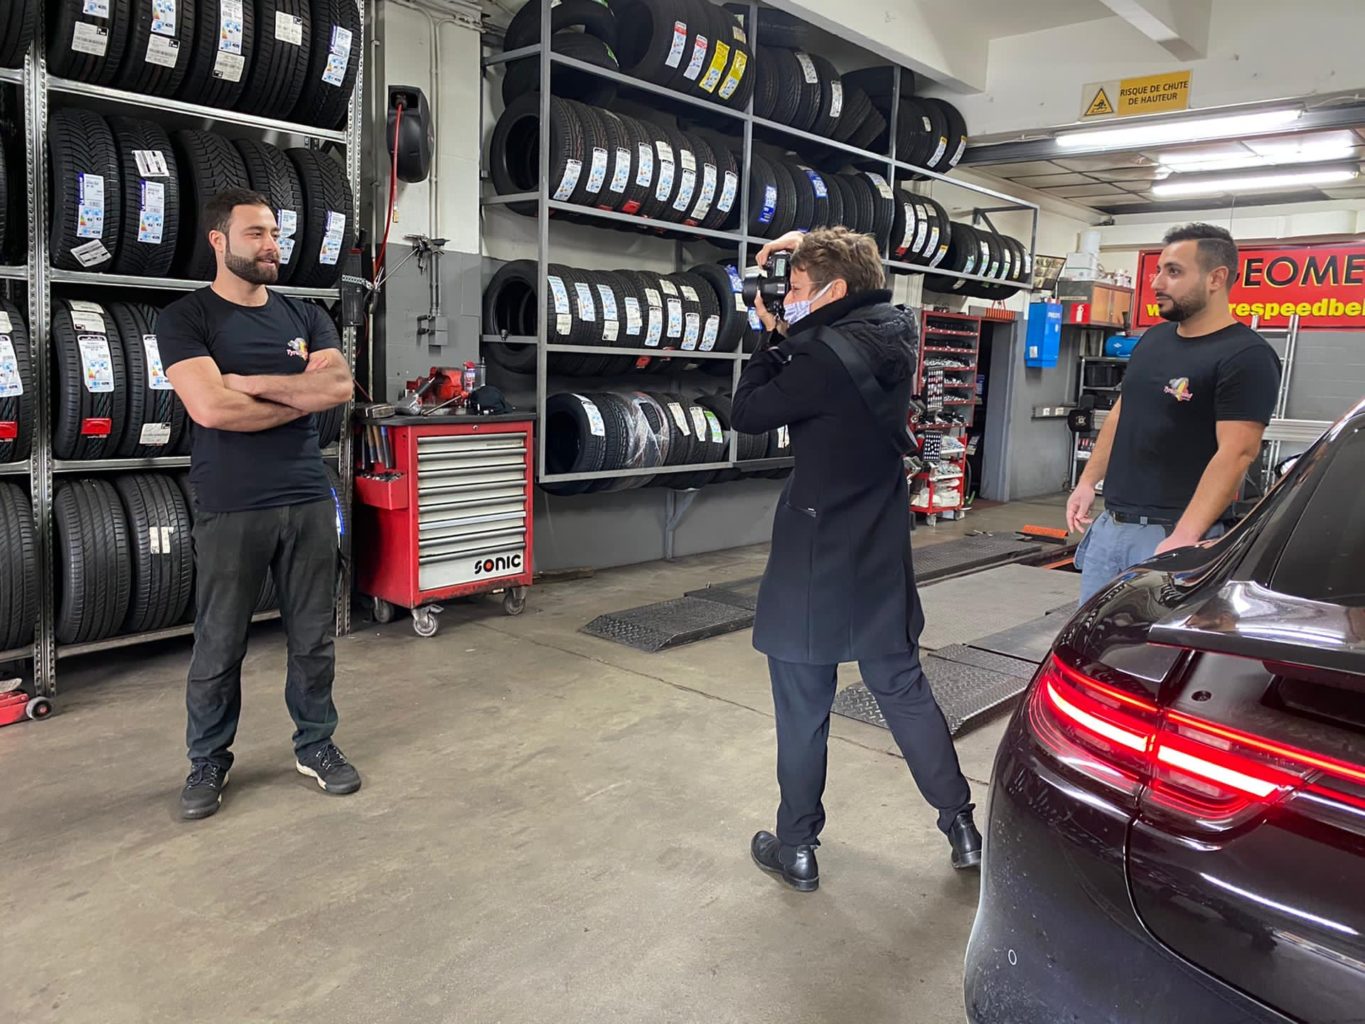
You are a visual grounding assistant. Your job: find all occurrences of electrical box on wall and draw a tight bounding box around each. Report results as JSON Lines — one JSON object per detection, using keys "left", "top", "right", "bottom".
{"left": 1025, "top": 302, "right": 1062, "bottom": 368}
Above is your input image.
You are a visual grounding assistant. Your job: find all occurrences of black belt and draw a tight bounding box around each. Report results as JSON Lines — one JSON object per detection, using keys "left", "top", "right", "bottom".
{"left": 1108, "top": 510, "right": 1177, "bottom": 527}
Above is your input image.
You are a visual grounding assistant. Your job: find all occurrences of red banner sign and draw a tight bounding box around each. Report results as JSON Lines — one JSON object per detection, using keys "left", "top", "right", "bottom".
{"left": 1135, "top": 243, "right": 1365, "bottom": 330}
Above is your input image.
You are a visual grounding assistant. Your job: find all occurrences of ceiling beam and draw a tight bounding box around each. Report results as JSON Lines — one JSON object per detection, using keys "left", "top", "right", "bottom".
{"left": 764, "top": 0, "right": 988, "bottom": 92}
{"left": 1096, "top": 0, "right": 1211, "bottom": 60}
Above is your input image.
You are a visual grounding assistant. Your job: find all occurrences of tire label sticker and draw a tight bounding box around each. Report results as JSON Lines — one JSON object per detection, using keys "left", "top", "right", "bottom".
{"left": 724, "top": 264, "right": 745, "bottom": 311}
{"left": 76, "top": 173, "right": 105, "bottom": 239}
{"left": 546, "top": 275, "right": 568, "bottom": 314}
{"left": 672, "top": 164, "right": 696, "bottom": 212}
{"left": 72, "top": 23, "right": 109, "bottom": 56}
{"left": 682, "top": 311, "right": 700, "bottom": 350}
{"left": 0, "top": 337, "right": 22, "bottom": 399}
{"left": 577, "top": 396, "right": 606, "bottom": 437}
{"left": 277, "top": 208, "right": 297, "bottom": 264}
{"left": 322, "top": 25, "right": 353, "bottom": 87}
{"left": 929, "top": 135, "right": 948, "bottom": 168}
{"left": 586, "top": 147, "right": 608, "bottom": 194}
{"left": 925, "top": 222, "right": 941, "bottom": 261}
{"left": 795, "top": 52, "right": 818, "bottom": 85}
{"left": 609, "top": 147, "right": 630, "bottom": 193}
{"left": 922, "top": 115, "right": 933, "bottom": 132}
{"left": 634, "top": 142, "right": 653, "bottom": 188}
{"left": 953, "top": 137, "right": 967, "bottom": 166}
{"left": 717, "top": 170, "right": 738, "bottom": 214}
{"left": 596, "top": 284, "right": 619, "bottom": 342}
{"left": 703, "top": 408, "right": 723, "bottom": 444}
{"left": 679, "top": 148, "right": 696, "bottom": 174}
{"left": 319, "top": 211, "right": 345, "bottom": 265}
{"left": 666, "top": 21, "right": 687, "bottom": 69}
{"left": 218, "top": 0, "right": 244, "bottom": 52}
{"left": 0, "top": 311, "right": 9, "bottom": 333}
{"left": 137, "top": 181, "right": 166, "bottom": 244}
{"left": 70, "top": 239, "right": 112, "bottom": 267}
{"left": 278, "top": 237, "right": 296, "bottom": 265}
{"left": 718, "top": 50, "right": 747, "bottom": 101}
{"left": 624, "top": 296, "right": 642, "bottom": 336}
{"left": 691, "top": 162, "right": 716, "bottom": 220}
{"left": 133, "top": 150, "right": 170, "bottom": 179}
{"left": 683, "top": 35, "right": 708, "bottom": 82}
{"left": 669, "top": 402, "right": 689, "bottom": 435}
{"left": 778, "top": 425, "right": 790, "bottom": 449}
{"left": 658, "top": 278, "right": 678, "bottom": 297}
{"left": 140, "top": 423, "right": 172, "bottom": 447}
{"left": 152, "top": 0, "right": 177, "bottom": 35}
{"left": 759, "top": 184, "right": 777, "bottom": 225}
{"left": 68, "top": 301, "right": 107, "bottom": 334}
{"left": 748, "top": 307, "right": 762, "bottom": 331}
{"left": 573, "top": 282, "right": 596, "bottom": 321}
{"left": 680, "top": 285, "right": 699, "bottom": 303}
{"left": 214, "top": 51, "right": 245, "bottom": 82}
{"left": 732, "top": 24, "right": 746, "bottom": 44}
{"left": 699, "top": 40, "right": 730, "bottom": 94}
{"left": 912, "top": 202, "right": 930, "bottom": 254}
{"left": 689, "top": 405, "right": 708, "bottom": 440}
{"left": 78, "top": 334, "right": 115, "bottom": 393}
{"left": 143, "top": 334, "right": 173, "bottom": 390}
{"left": 866, "top": 172, "right": 894, "bottom": 200}
{"left": 645, "top": 289, "right": 663, "bottom": 347}
{"left": 829, "top": 80, "right": 843, "bottom": 119}
{"left": 83, "top": 0, "right": 109, "bottom": 16}
{"left": 898, "top": 203, "right": 914, "bottom": 255}
{"left": 666, "top": 297, "right": 683, "bottom": 338}
{"left": 929, "top": 242, "right": 949, "bottom": 268}
{"left": 654, "top": 142, "right": 674, "bottom": 202}
{"left": 553, "top": 158, "right": 582, "bottom": 201}
{"left": 700, "top": 314, "right": 719, "bottom": 352}
{"left": 803, "top": 168, "right": 828, "bottom": 199}
{"left": 146, "top": 33, "right": 180, "bottom": 67}
{"left": 275, "top": 10, "right": 304, "bottom": 45}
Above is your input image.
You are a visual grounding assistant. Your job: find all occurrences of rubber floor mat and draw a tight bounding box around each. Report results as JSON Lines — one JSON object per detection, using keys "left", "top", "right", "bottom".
{"left": 581, "top": 597, "right": 754, "bottom": 653}
{"left": 831, "top": 654, "right": 1027, "bottom": 735}
{"left": 969, "top": 615, "right": 1067, "bottom": 665}
{"left": 912, "top": 534, "right": 1042, "bottom": 582}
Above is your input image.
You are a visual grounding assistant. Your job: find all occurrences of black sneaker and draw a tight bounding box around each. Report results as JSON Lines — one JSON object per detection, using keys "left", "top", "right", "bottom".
{"left": 296, "top": 742, "right": 362, "bottom": 795}
{"left": 180, "top": 761, "right": 229, "bottom": 820}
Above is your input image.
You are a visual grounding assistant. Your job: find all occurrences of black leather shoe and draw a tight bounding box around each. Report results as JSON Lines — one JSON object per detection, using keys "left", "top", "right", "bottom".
{"left": 751, "top": 830, "right": 819, "bottom": 892}
{"left": 949, "top": 810, "right": 983, "bottom": 870}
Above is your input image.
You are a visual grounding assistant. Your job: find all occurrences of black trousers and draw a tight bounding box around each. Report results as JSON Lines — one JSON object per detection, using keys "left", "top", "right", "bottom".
{"left": 186, "top": 498, "right": 338, "bottom": 768}
{"left": 768, "top": 647, "right": 973, "bottom": 847}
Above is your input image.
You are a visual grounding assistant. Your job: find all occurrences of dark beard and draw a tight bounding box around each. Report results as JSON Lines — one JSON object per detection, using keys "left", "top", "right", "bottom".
{"left": 1158, "top": 293, "right": 1204, "bottom": 323}
{"left": 225, "top": 244, "right": 279, "bottom": 285}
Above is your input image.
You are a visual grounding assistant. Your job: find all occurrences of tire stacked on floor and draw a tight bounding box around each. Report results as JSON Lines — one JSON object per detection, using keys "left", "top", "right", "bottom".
{"left": 541, "top": 389, "right": 779, "bottom": 495}
{"left": 923, "top": 221, "right": 1032, "bottom": 299}
{"left": 42, "top": 0, "right": 359, "bottom": 129}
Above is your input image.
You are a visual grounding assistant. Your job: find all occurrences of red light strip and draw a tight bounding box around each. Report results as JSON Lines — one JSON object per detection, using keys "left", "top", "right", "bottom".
{"left": 1051, "top": 656, "right": 1159, "bottom": 713}
{"left": 1154, "top": 743, "right": 1281, "bottom": 798}
{"left": 1045, "top": 681, "right": 1150, "bottom": 753}
{"left": 1167, "top": 710, "right": 1365, "bottom": 788}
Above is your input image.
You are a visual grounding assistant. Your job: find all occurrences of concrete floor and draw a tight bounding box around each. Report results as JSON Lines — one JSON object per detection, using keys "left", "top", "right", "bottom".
{"left": 0, "top": 495, "right": 1075, "bottom": 1024}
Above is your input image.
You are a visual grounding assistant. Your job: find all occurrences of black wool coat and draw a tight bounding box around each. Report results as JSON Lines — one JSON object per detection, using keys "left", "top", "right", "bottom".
{"left": 731, "top": 290, "right": 926, "bottom": 665}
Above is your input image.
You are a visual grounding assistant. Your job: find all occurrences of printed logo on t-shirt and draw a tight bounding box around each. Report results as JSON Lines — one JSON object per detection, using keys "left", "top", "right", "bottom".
{"left": 1164, "top": 377, "right": 1193, "bottom": 402}
{"left": 287, "top": 337, "right": 309, "bottom": 360}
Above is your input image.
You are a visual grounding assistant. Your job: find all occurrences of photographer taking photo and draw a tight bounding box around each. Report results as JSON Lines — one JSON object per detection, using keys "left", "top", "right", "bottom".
{"left": 732, "top": 227, "right": 979, "bottom": 893}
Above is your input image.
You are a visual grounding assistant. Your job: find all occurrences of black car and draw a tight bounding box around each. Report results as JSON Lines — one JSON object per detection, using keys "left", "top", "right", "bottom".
{"left": 965, "top": 398, "right": 1365, "bottom": 1024}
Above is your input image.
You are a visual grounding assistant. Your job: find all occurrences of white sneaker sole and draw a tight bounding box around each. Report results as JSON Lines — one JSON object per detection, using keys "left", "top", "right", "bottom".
{"left": 295, "top": 761, "right": 361, "bottom": 794}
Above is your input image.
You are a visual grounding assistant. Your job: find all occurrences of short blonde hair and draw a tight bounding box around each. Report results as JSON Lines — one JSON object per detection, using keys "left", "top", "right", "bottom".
{"left": 791, "top": 226, "right": 886, "bottom": 293}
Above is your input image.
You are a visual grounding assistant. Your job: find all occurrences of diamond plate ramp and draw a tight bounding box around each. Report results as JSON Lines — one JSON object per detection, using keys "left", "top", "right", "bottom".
{"left": 912, "top": 534, "right": 1041, "bottom": 582}
{"left": 969, "top": 615, "right": 1066, "bottom": 665}
{"left": 581, "top": 597, "right": 753, "bottom": 652}
{"left": 934, "top": 644, "right": 1039, "bottom": 680}
{"left": 830, "top": 653, "right": 1027, "bottom": 735}
{"left": 919, "top": 564, "right": 1080, "bottom": 651}
{"left": 685, "top": 576, "right": 762, "bottom": 612}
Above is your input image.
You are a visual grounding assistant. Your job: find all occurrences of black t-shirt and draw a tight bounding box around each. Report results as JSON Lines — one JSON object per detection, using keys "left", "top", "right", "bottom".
{"left": 157, "top": 287, "right": 340, "bottom": 513}
{"left": 1105, "top": 320, "right": 1281, "bottom": 518}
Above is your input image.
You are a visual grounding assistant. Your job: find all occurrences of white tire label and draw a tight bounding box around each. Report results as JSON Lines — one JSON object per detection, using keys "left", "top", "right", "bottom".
{"left": 78, "top": 334, "right": 115, "bottom": 393}
{"left": 578, "top": 396, "right": 606, "bottom": 437}
{"left": 72, "top": 23, "right": 109, "bottom": 56}
{"left": 700, "top": 314, "right": 719, "bottom": 352}
{"left": 83, "top": 0, "right": 110, "bottom": 16}
{"left": 68, "top": 301, "right": 107, "bottom": 335}
{"left": 795, "top": 52, "right": 818, "bottom": 84}
{"left": 829, "top": 80, "right": 843, "bottom": 118}
{"left": 624, "top": 296, "right": 642, "bottom": 336}
{"left": 658, "top": 278, "right": 678, "bottom": 297}
{"left": 596, "top": 284, "right": 619, "bottom": 342}
{"left": 218, "top": 0, "right": 244, "bottom": 53}
{"left": 275, "top": 11, "right": 304, "bottom": 45}
{"left": 609, "top": 147, "right": 630, "bottom": 194}
{"left": 682, "top": 311, "right": 700, "bottom": 350}
{"left": 669, "top": 402, "right": 689, "bottom": 435}
{"left": 866, "top": 172, "right": 894, "bottom": 199}
{"left": 586, "top": 147, "right": 608, "bottom": 195}
{"left": 140, "top": 423, "right": 172, "bottom": 446}
{"left": 691, "top": 163, "right": 717, "bottom": 221}
{"left": 683, "top": 36, "right": 708, "bottom": 82}
{"left": 145, "top": 34, "right": 180, "bottom": 67}
{"left": 0, "top": 336, "right": 22, "bottom": 399}
{"left": 645, "top": 291, "right": 663, "bottom": 347}
{"left": 689, "top": 406, "right": 708, "bottom": 440}
{"left": 654, "top": 142, "right": 675, "bottom": 202}
{"left": 322, "top": 25, "right": 353, "bottom": 87}
{"left": 912, "top": 203, "right": 930, "bottom": 254}
{"left": 144, "top": 334, "right": 173, "bottom": 390}
{"left": 76, "top": 173, "right": 105, "bottom": 238}
{"left": 133, "top": 149, "right": 170, "bottom": 178}
{"left": 635, "top": 143, "right": 654, "bottom": 188}
{"left": 666, "top": 297, "right": 682, "bottom": 338}
{"left": 214, "top": 51, "right": 245, "bottom": 83}
{"left": 573, "top": 282, "right": 596, "bottom": 321}
{"left": 718, "top": 170, "right": 738, "bottom": 214}
{"left": 680, "top": 285, "right": 699, "bottom": 303}
{"left": 137, "top": 181, "right": 166, "bottom": 244}
{"left": 0, "top": 311, "right": 9, "bottom": 332}
{"left": 666, "top": 21, "right": 687, "bottom": 68}
{"left": 70, "top": 239, "right": 112, "bottom": 267}
{"left": 319, "top": 211, "right": 345, "bottom": 265}
{"left": 553, "top": 158, "right": 581, "bottom": 201}
{"left": 151, "top": 0, "right": 177, "bottom": 35}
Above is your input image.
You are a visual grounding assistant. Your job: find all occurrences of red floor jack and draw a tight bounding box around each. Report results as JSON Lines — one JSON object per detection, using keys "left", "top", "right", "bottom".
{"left": 0, "top": 677, "right": 52, "bottom": 728}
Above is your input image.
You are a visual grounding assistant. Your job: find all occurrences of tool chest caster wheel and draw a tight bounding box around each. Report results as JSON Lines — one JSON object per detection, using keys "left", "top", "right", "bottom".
{"left": 372, "top": 597, "right": 395, "bottom": 624}
{"left": 26, "top": 697, "right": 53, "bottom": 720}
{"left": 412, "top": 606, "right": 440, "bottom": 637}
{"left": 502, "top": 588, "right": 527, "bottom": 617}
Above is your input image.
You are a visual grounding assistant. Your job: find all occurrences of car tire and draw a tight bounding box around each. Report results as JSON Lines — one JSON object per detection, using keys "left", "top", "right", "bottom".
{"left": 481, "top": 258, "right": 541, "bottom": 375}
{"left": 612, "top": 0, "right": 701, "bottom": 89}
{"left": 108, "top": 117, "right": 180, "bottom": 278}
{"left": 114, "top": 472, "right": 194, "bottom": 633}
{"left": 542, "top": 391, "right": 608, "bottom": 496}
{"left": 48, "top": 108, "right": 121, "bottom": 272}
{"left": 504, "top": 0, "right": 618, "bottom": 51}
{"left": 289, "top": 0, "right": 360, "bottom": 129}
{"left": 171, "top": 129, "right": 250, "bottom": 280}
{"left": 108, "top": 301, "right": 186, "bottom": 457}
{"left": 0, "top": 297, "right": 34, "bottom": 465}
{"left": 52, "top": 298, "right": 128, "bottom": 461}
{"left": 177, "top": 0, "right": 256, "bottom": 109}
{"left": 488, "top": 91, "right": 586, "bottom": 216}
{"left": 0, "top": 0, "right": 37, "bottom": 69}
{"left": 54, "top": 478, "right": 132, "bottom": 645}
{"left": 113, "top": 0, "right": 197, "bottom": 97}
{"left": 233, "top": 138, "right": 304, "bottom": 284}
{"left": 238, "top": 0, "right": 312, "bottom": 116}
{"left": 285, "top": 148, "right": 353, "bottom": 288}
{"left": 501, "top": 32, "right": 619, "bottom": 109}
{"left": 47, "top": 0, "right": 130, "bottom": 86}
{"left": 0, "top": 481, "right": 37, "bottom": 649}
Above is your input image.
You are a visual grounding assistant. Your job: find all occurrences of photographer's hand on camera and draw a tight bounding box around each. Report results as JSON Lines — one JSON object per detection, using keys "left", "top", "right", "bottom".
{"left": 753, "top": 292, "right": 785, "bottom": 339}
{"left": 755, "top": 230, "right": 807, "bottom": 270}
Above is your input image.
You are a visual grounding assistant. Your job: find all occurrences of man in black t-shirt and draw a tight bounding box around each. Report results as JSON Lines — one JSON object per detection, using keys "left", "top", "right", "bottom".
{"left": 160, "top": 187, "right": 359, "bottom": 820}
{"left": 1067, "top": 223, "right": 1281, "bottom": 604}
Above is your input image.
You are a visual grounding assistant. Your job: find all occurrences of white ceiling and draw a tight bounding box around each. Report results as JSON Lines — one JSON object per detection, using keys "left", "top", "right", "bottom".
{"left": 914, "top": 0, "right": 1113, "bottom": 40}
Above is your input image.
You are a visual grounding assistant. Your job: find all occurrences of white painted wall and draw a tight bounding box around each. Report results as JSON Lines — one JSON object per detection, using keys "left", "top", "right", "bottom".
{"left": 934, "top": 0, "right": 1365, "bottom": 137}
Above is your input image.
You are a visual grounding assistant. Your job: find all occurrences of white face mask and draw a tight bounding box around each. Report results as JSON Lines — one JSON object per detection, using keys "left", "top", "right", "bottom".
{"left": 783, "top": 281, "right": 833, "bottom": 325}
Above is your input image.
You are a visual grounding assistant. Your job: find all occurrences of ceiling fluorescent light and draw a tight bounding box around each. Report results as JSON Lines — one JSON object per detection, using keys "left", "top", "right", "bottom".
{"left": 1151, "top": 166, "right": 1358, "bottom": 198}
{"left": 1057, "top": 108, "right": 1303, "bottom": 151}
{"left": 1158, "top": 140, "right": 1356, "bottom": 173}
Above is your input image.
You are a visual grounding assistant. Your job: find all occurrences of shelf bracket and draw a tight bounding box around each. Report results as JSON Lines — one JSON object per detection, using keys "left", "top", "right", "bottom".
{"left": 663, "top": 489, "right": 700, "bottom": 562}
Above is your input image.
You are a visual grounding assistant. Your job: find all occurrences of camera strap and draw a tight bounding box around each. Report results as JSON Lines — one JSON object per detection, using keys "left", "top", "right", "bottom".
{"left": 809, "top": 326, "right": 915, "bottom": 457}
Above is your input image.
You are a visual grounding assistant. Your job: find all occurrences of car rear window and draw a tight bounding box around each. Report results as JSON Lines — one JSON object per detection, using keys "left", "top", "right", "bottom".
{"left": 1270, "top": 422, "right": 1365, "bottom": 606}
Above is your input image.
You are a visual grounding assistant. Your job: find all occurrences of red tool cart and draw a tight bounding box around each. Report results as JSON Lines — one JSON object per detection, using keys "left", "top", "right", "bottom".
{"left": 354, "top": 415, "right": 535, "bottom": 637}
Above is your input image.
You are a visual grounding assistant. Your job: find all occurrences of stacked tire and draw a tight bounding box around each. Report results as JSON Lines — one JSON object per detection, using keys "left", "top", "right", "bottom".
{"left": 50, "top": 296, "right": 189, "bottom": 461}
{"left": 745, "top": 155, "right": 897, "bottom": 246}
{"left": 47, "top": 109, "right": 352, "bottom": 285}
{"left": 541, "top": 390, "right": 781, "bottom": 495}
{"left": 0, "top": 481, "right": 38, "bottom": 651}
{"left": 608, "top": 0, "right": 754, "bottom": 110}
{"left": 0, "top": 296, "right": 35, "bottom": 465}
{"left": 923, "top": 222, "right": 1032, "bottom": 300}
{"left": 501, "top": 0, "right": 622, "bottom": 108}
{"left": 844, "top": 66, "right": 969, "bottom": 176}
{"left": 43, "top": 0, "right": 359, "bottom": 129}
{"left": 482, "top": 259, "right": 748, "bottom": 376}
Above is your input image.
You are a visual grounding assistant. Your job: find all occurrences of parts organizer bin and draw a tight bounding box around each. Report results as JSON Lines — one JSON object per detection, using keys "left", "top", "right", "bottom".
{"left": 354, "top": 416, "right": 535, "bottom": 635}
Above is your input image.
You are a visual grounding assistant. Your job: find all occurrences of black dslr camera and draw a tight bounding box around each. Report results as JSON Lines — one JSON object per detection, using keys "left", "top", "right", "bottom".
{"left": 741, "top": 251, "right": 792, "bottom": 317}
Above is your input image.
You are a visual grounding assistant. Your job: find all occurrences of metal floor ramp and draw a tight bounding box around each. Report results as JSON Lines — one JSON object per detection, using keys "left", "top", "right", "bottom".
{"left": 581, "top": 597, "right": 754, "bottom": 653}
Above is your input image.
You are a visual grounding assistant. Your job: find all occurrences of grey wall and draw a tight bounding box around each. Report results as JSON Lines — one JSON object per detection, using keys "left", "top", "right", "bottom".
{"left": 1266, "top": 329, "right": 1365, "bottom": 424}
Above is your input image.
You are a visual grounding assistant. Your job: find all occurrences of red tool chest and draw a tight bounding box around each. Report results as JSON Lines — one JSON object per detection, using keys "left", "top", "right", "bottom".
{"left": 354, "top": 415, "right": 534, "bottom": 636}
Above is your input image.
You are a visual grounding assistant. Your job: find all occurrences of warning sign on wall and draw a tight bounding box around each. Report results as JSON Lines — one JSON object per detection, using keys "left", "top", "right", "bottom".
{"left": 1081, "top": 70, "right": 1191, "bottom": 120}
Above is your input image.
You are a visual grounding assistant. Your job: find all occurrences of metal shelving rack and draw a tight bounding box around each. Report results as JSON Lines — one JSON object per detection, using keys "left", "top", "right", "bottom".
{"left": 0, "top": 7, "right": 364, "bottom": 700}
{"left": 479, "top": 0, "right": 1040, "bottom": 488}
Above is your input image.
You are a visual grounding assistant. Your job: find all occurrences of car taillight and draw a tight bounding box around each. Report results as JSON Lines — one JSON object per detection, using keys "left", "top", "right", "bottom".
{"left": 1028, "top": 653, "right": 1365, "bottom": 833}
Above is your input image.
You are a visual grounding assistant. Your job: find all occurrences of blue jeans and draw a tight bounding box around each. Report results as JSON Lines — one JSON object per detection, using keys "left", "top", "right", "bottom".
{"left": 1075, "top": 511, "right": 1224, "bottom": 605}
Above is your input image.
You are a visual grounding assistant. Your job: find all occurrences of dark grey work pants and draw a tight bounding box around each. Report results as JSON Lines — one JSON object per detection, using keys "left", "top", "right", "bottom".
{"left": 186, "top": 498, "right": 338, "bottom": 768}
{"left": 768, "top": 646, "right": 973, "bottom": 847}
